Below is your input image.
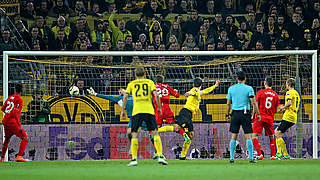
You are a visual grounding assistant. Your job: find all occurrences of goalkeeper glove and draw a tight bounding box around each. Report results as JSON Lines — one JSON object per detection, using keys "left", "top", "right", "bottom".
{"left": 87, "top": 87, "right": 97, "bottom": 96}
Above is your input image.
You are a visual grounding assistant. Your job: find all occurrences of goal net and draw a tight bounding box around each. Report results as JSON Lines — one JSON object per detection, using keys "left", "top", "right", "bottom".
{"left": 1, "top": 50, "right": 318, "bottom": 161}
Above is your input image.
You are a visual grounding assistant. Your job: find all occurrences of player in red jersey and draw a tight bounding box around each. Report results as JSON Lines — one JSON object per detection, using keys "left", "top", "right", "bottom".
{"left": 252, "top": 77, "right": 279, "bottom": 160}
{"left": 153, "top": 75, "right": 190, "bottom": 142}
{"left": 0, "top": 83, "right": 29, "bottom": 162}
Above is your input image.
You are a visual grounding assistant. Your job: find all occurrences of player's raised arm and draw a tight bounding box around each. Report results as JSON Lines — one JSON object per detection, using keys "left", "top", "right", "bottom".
{"left": 168, "top": 86, "right": 179, "bottom": 98}
{"left": 200, "top": 80, "right": 220, "bottom": 96}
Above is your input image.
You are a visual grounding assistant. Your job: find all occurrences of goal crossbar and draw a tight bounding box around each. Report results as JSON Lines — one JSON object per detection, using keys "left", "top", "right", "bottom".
{"left": 2, "top": 50, "right": 318, "bottom": 159}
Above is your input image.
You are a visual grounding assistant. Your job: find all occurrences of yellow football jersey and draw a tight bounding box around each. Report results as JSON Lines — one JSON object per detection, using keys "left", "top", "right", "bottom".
{"left": 283, "top": 89, "right": 300, "bottom": 123}
{"left": 125, "top": 78, "right": 156, "bottom": 116}
{"left": 184, "top": 84, "right": 218, "bottom": 114}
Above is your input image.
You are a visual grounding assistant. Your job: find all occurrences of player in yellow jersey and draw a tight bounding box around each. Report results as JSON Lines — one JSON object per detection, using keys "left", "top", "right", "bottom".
{"left": 177, "top": 77, "right": 220, "bottom": 160}
{"left": 121, "top": 67, "right": 168, "bottom": 166}
{"left": 275, "top": 78, "right": 300, "bottom": 159}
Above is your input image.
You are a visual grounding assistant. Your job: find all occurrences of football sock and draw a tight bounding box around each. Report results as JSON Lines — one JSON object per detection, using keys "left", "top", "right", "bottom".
{"left": 276, "top": 137, "right": 284, "bottom": 154}
{"left": 252, "top": 138, "right": 262, "bottom": 156}
{"left": 18, "top": 138, "right": 28, "bottom": 156}
{"left": 153, "top": 135, "right": 163, "bottom": 155}
{"left": 181, "top": 140, "right": 192, "bottom": 158}
{"left": 246, "top": 139, "right": 254, "bottom": 160}
{"left": 278, "top": 138, "right": 288, "bottom": 156}
{"left": 270, "top": 138, "right": 276, "bottom": 156}
{"left": 229, "top": 140, "right": 236, "bottom": 160}
{"left": 1, "top": 139, "right": 10, "bottom": 158}
{"left": 131, "top": 138, "right": 138, "bottom": 160}
{"left": 177, "top": 128, "right": 186, "bottom": 136}
{"left": 158, "top": 126, "right": 174, "bottom": 133}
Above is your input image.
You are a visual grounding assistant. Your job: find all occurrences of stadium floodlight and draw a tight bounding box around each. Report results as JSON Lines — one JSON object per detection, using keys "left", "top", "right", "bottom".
{"left": 2, "top": 50, "right": 318, "bottom": 161}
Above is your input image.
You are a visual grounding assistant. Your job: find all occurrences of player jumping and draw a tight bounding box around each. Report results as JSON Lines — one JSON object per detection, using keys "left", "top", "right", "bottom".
{"left": 178, "top": 78, "right": 220, "bottom": 160}
{"left": 252, "top": 77, "right": 279, "bottom": 160}
{"left": 275, "top": 78, "right": 300, "bottom": 159}
{"left": 1, "top": 83, "right": 29, "bottom": 162}
{"left": 153, "top": 75, "right": 191, "bottom": 141}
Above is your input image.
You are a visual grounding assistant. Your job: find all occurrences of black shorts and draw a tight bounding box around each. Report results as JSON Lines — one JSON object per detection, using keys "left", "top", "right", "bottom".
{"left": 131, "top": 113, "right": 158, "bottom": 132}
{"left": 176, "top": 108, "right": 193, "bottom": 132}
{"left": 277, "top": 120, "right": 295, "bottom": 133}
{"left": 229, "top": 110, "right": 252, "bottom": 134}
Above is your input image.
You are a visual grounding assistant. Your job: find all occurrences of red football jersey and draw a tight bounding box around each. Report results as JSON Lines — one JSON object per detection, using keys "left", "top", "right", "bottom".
{"left": 154, "top": 83, "right": 179, "bottom": 105}
{"left": 256, "top": 88, "right": 279, "bottom": 123}
{"left": 1, "top": 93, "right": 23, "bottom": 126}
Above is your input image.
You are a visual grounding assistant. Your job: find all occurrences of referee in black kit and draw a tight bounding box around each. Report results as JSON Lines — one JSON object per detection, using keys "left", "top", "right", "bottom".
{"left": 226, "top": 71, "right": 261, "bottom": 163}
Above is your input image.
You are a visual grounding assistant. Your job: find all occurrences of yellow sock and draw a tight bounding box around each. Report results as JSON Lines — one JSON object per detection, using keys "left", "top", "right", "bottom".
{"left": 158, "top": 126, "right": 174, "bottom": 133}
{"left": 153, "top": 135, "right": 163, "bottom": 155}
{"left": 131, "top": 138, "right": 138, "bottom": 160}
{"left": 278, "top": 138, "right": 288, "bottom": 155}
{"left": 181, "top": 140, "right": 192, "bottom": 158}
{"left": 276, "top": 138, "right": 282, "bottom": 154}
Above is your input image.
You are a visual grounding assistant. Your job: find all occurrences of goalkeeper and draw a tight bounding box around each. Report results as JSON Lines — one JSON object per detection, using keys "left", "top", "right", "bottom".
{"left": 87, "top": 88, "right": 148, "bottom": 141}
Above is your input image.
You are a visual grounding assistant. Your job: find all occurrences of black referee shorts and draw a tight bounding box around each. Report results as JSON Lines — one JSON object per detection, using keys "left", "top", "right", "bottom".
{"left": 277, "top": 120, "right": 295, "bottom": 133}
{"left": 229, "top": 110, "right": 252, "bottom": 134}
{"left": 176, "top": 108, "right": 193, "bottom": 132}
{"left": 131, "top": 113, "right": 158, "bottom": 132}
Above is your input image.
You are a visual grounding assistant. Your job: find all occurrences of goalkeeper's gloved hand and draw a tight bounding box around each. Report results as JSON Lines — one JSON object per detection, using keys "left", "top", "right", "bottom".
{"left": 87, "top": 87, "right": 97, "bottom": 96}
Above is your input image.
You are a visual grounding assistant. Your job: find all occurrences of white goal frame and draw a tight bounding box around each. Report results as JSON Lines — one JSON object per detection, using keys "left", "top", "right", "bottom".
{"left": 2, "top": 50, "right": 318, "bottom": 160}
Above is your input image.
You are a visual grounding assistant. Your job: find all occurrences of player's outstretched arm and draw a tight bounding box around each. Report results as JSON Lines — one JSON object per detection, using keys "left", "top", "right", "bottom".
{"left": 120, "top": 92, "right": 129, "bottom": 120}
{"left": 200, "top": 80, "right": 220, "bottom": 96}
{"left": 279, "top": 99, "right": 292, "bottom": 112}
{"left": 87, "top": 87, "right": 122, "bottom": 103}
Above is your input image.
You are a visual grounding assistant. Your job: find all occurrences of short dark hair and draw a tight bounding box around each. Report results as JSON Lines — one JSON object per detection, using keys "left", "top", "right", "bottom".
{"left": 194, "top": 77, "right": 203, "bottom": 87}
{"left": 135, "top": 67, "right": 145, "bottom": 77}
{"left": 265, "top": 76, "right": 273, "bottom": 87}
{"left": 156, "top": 75, "right": 164, "bottom": 83}
{"left": 286, "top": 78, "right": 295, "bottom": 88}
{"left": 237, "top": 71, "right": 246, "bottom": 81}
{"left": 15, "top": 83, "right": 23, "bottom": 94}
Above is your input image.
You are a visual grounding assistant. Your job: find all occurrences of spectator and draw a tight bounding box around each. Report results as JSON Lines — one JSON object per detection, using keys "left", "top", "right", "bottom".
{"left": 124, "top": 35, "right": 134, "bottom": 50}
{"left": 226, "top": 42, "right": 235, "bottom": 51}
{"left": 168, "top": 42, "right": 180, "bottom": 51}
{"left": 166, "top": 34, "right": 178, "bottom": 49}
{"left": 109, "top": 12, "right": 132, "bottom": 48}
{"left": 239, "top": 21, "right": 252, "bottom": 41}
{"left": 247, "top": 12, "right": 257, "bottom": 32}
{"left": 158, "top": 43, "right": 166, "bottom": 51}
{"left": 144, "top": 1, "right": 162, "bottom": 17}
{"left": 275, "top": 15, "right": 288, "bottom": 38}
{"left": 310, "top": 2, "right": 320, "bottom": 19}
{"left": 250, "top": 22, "right": 271, "bottom": 50}
{"left": 216, "top": 28, "right": 229, "bottom": 44}
{"left": 224, "top": 15, "right": 238, "bottom": 40}
{"left": 182, "top": 10, "right": 202, "bottom": 37}
{"left": 25, "top": 90, "right": 51, "bottom": 123}
{"left": 34, "top": 16, "right": 54, "bottom": 49}
{"left": 12, "top": 20, "right": 29, "bottom": 43}
{"left": 265, "top": 16, "right": 277, "bottom": 41}
{"left": 166, "top": 0, "right": 183, "bottom": 14}
{"left": 216, "top": 40, "right": 225, "bottom": 50}
{"left": 201, "top": 0, "right": 216, "bottom": 15}
{"left": 36, "top": 0, "right": 50, "bottom": 18}
{"left": 149, "top": 20, "right": 163, "bottom": 44}
{"left": 211, "top": 13, "right": 225, "bottom": 33}
{"left": 70, "top": 0, "right": 87, "bottom": 17}
{"left": 49, "top": 29, "right": 70, "bottom": 50}
{"left": 76, "top": 79, "right": 87, "bottom": 96}
{"left": 134, "top": 41, "right": 143, "bottom": 51}
{"left": 69, "top": 18, "right": 90, "bottom": 44}
{"left": 254, "top": 40, "right": 264, "bottom": 50}
{"left": 91, "top": 20, "right": 111, "bottom": 48}
{"left": 0, "top": 29, "right": 17, "bottom": 52}
{"left": 182, "top": 33, "right": 196, "bottom": 50}
{"left": 285, "top": 4, "right": 294, "bottom": 21}
{"left": 220, "top": 0, "right": 235, "bottom": 14}
{"left": 153, "top": 33, "right": 163, "bottom": 49}
{"left": 179, "top": 0, "right": 189, "bottom": 14}
{"left": 167, "top": 21, "right": 183, "bottom": 45}
{"left": 311, "top": 18, "right": 320, "bottom": 42}
{"left": 51, "top": 16, "right": 71, "bottom": 39}
{"left": 275, "top": 28, "right": 294, "bottom": 50}
{"left": 26, "top": 26, "right": 46, "bottom": 50}
{"left": 297, "top": 29, "right": 317, "bottom": 50}
{"left": 87, "top": 3, "right": 103, "bottom": 17}
{"left": 21, "top": 1, "right": 36, "bottom": 20}
{"left": 126, "top": 15, "right": 148, "bottom": 42}
{"left": 99, "top": 69, "right": 115, "bottom": 93}
{"left": 288, "top": 12, "right": 309, "bottom": 44}
{"left": 138, "top": 33, "right": 148, "bottom": 49}
{"left": 72, "top": 31, "right": 91, "bottom": 50}
{"left": 195, "top": 25, "right": 214, "bottom": 50}
{"left": 232, "top": 29, "right": 246, "bottom": 50}
{"left": 48, "top": 0, "right": 72, "bottom": 18}
{"left": 146, "top": 44, "right": 155, "bottom": 51}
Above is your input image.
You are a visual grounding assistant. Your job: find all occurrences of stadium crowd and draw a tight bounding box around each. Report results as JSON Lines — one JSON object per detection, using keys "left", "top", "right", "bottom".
{"left": 0, "top": 0, "right": 319, "bottom": 64}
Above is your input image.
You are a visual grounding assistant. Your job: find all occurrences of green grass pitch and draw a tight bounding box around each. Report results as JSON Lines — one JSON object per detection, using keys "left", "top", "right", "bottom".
{"left": 0, "top": 159, "right": 320, "bottom": 180}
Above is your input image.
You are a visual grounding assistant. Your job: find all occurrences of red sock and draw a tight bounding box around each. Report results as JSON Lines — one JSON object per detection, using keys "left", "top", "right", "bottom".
{"left": 18, "top": 138, "right": 28, "bottom": 156}
{"left": 177, "top": 128, "right": 185, "bottom": 136}
{"left": 1, "top": 139, "right": 10, "bottom": 158}
{"left": 270, "top": 138, "right": 276, "bottom": 157}
{"left": 252, "top": 138, "right": 262, "bottom": 156}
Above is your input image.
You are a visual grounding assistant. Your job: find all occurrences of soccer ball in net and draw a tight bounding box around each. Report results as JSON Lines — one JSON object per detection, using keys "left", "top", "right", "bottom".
{"left": 69, "top": 86, "right": 80, "bottom": 96}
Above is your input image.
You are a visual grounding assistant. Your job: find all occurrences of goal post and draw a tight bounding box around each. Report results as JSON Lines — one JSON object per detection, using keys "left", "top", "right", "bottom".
{"left": 2, "top": 50, "right": 318, "bottom": 160}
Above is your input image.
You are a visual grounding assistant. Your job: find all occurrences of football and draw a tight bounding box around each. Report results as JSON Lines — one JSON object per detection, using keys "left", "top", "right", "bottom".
{"left": 69, "top": 85, "right": 80, "bottom": 96}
